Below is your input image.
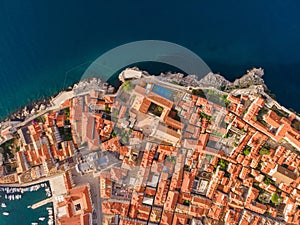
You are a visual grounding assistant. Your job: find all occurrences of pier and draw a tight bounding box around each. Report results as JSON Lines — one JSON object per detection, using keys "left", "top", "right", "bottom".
{"left": 31, "top": 197, "right": 53, "bottom": 209}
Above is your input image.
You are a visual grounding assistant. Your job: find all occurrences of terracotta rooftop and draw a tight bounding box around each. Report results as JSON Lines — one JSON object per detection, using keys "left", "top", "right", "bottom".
{"left": 102, "top": 200, "right": 130, "bottom": 217}
{"left": 57, "top": 185, "right": 92, "bottom": 225}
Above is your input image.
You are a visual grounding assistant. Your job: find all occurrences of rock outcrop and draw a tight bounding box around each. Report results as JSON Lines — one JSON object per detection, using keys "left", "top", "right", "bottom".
{"left": 198, "top": 72, "right": 232, "bottom": 89}
{"left": 231, "top": 68, "right": 265, "bottom": 89}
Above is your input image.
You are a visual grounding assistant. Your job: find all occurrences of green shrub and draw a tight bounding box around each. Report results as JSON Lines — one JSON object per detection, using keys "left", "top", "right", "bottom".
{"left": 259, "top": 147, "right": 270, "bottom": 155}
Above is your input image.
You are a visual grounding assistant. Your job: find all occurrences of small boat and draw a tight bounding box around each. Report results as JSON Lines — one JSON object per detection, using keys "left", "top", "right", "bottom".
{"left": 1, "top": 203, "right": 7, "bottom": 208}
{"left": 31, "top": 223, "right": 38, "bottom": 225}
{"left": 3, "top": 212, "right": 9, "bottom": 216}
{"left": 39, "top": 217, "right": 45, "bottom": 221}
{"left": 27, "top": 205, "right": 32, "bottom": 208}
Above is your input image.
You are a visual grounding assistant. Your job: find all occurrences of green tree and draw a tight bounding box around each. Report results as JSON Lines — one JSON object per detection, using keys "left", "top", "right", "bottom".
{"left": 192, "top": 89, "right": 206, "bottom": 98}
{"left": 183, "top": 200, "right": 191, "bottom": 206}
{"left": 111, "top": 131, "right": 116, "bottom": 138}
{"left": 256, "top": 162, "right": 262, "bottom": 170}
{"left": 259, "top": 147, "right": 270, "bottom": 155}
{"left": 123, "top": 81, "right": 133, "bottom": 92}
{"left": 105, "top": 105, "right": 111, "bottom": 113}
{"left": 200, "top": 112, "right": 211, "bottom": 120}
{"left": 205, "top": 154, "right": 213, "bottom": 161}
{"left": 218, "top": 159, "right": 229, "bottom": 170}
{"left": 242, "top": 145, "right": 251, "bottom": 155}
{"left": 270, "top": 193, "right": 281, "bottom": 205}
{"left": 223, "top": 95, "right": 231, "bottom": 107}
{"left": 263, "top": 177, "right": 274, "bottom": 185}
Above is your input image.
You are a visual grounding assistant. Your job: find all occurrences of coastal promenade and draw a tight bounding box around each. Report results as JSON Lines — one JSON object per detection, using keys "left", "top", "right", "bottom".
{"left": 15, "top": 106, "right": 56, "bottom": 129}
{"left": 31, "top": 197, "right": 53, "bottom": 209}
{"left": 14, "top": 88, "right": 101, "bottom": 129}
{"left": 15, "top": 91, "right": 75, "bottom": 129}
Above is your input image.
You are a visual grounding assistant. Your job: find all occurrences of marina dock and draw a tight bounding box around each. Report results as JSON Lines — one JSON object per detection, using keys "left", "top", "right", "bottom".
{"left": 31, "top": 197, "right": 53, "bottom": 209}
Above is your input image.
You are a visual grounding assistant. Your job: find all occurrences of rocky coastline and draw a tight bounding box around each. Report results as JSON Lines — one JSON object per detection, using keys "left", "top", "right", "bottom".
{"left": 0, "top": 67, "right": 279, "bottom": 124}
{"left": 0, "top": 77, "right": 115, "bottom": 124}
{"left": 5, "top": 98, "right": 51, "bottom": 122}
{"left": 156, "top": 67, "right": 267, "bottom": 92}
{"left": 0, "top": 86, "right": 72, "bottom": 123}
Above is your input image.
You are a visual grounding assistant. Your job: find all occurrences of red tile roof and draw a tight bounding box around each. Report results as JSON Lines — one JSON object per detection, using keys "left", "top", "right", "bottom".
{"left": 57, "top": 185, "right": 92, "bottom": 225}
{"left": 164, "top": 191, "right": 179, "bottom": 211}
{"left": 102, "top": 200, "right": 130, "bottom": 217}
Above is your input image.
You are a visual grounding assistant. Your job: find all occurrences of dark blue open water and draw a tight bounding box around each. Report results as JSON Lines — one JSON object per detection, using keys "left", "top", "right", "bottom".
{"left": 0, "top": 0, "right": 300, "bottom": 119}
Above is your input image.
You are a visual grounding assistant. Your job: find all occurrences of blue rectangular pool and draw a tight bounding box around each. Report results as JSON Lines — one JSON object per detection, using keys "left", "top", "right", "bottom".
{"left": 152, "top": 84, "right": 174, "bottom": 100}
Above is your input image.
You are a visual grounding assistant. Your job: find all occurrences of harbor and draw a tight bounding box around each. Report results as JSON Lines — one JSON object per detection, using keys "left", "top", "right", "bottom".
{"left": 0, "top": 182, "right": 54, "bottom": 225}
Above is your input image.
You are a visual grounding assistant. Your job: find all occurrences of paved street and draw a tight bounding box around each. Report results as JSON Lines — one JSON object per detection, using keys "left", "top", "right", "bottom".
{"left": 70, "top": 168, "right": 102, "bottom": 225}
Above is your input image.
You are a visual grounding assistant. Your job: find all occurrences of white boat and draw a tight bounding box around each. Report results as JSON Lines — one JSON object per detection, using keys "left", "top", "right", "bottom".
{"left": 3, "top": 212, "right": 9, "bottom": 216}
{"left": 31, "top": 223, "right": 38, "bottom": 225}
{"left": 39, "top": 217, "right": 45, "bottom": 221}
{"left": 1, "top": 203, "right": 7, "bottom": 208}
{"left": 27, "top": 205, "right": 32, "bottom": 208}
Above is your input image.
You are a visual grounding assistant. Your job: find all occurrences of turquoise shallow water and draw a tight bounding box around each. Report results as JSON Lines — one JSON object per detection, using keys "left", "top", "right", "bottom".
{"left": 0, "top": 183, "right": 54, "bottom": 225}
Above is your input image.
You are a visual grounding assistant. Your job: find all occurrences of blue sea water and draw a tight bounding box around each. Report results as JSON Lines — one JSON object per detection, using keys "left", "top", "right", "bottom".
{"left": 0, "top": 0, "right": 300, "bottom": 119}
